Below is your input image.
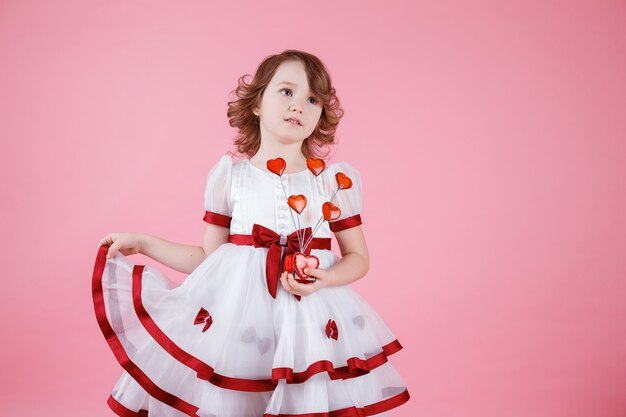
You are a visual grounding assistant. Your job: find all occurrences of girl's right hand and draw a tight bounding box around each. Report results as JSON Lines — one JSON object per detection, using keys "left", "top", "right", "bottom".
{"left": 98, "top": 233, "right": 144, "bottom": 259}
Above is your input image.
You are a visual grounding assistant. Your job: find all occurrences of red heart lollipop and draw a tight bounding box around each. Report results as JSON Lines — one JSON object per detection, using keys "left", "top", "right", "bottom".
{"left": 283, "top": 253, "right": 318, "bottom": 283}
{"left": 288, "top": 195, "right": 307, "bottom": 214}
{"left": 322, "top": 202, "right": 341, "bottom": 221}
{"left": 336, "top": 172, "right": 352, "bottom": 190}
{"left": 267, "top": 158, "right": 286, "bottom": 176}
{"left": 293, "top": 252, "right": 319, "bottom": 283}
{"left": 307, "top": 158, "right": 326, "bottom": 176}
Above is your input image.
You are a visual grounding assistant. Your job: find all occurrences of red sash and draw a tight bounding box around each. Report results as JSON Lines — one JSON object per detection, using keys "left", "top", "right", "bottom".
{"left": 229, "top": 224, "right": 331, "bottom": 299}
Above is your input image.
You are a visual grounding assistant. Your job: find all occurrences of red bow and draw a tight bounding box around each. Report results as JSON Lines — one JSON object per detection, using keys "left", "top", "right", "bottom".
{"left": 194, "top": 307, "right": 213, "bottom": 332}
{"left": 325, "top": 319, "right": 339, "bottom": 340}
{"left": 251, "top": 223, "right": 313, "bottom": 299}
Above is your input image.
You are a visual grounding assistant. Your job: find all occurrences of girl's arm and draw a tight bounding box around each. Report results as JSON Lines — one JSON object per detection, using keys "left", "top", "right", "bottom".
{"left": 139, "top": 224, "right": 229, "bottom": 274}
{"left": 325, "top": 225, "right": 370, "bottom": 286}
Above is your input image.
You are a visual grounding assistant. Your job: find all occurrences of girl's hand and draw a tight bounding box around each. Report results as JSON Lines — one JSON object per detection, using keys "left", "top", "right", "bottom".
{"left": 98, "top": 232, "right": 144, "bottom": 259}
{"left": 280, "top": 267, "right": 331, "bottom": 297}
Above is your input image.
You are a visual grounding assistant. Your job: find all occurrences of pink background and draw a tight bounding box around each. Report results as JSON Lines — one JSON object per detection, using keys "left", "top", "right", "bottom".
{"left": 1, "top": 1, "right": 625, "bottom": 416}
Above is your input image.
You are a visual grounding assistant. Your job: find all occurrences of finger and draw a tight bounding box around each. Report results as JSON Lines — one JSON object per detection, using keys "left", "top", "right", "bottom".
{"left": 283, "top": 272, "right": 295, "bottom": 289}
{"left": 281, "top": 272, "right": 295, "bottom": 293}
{"left": 287, "top": 273, "right": 304, "bottom": 292}
{"left": 107, "top": 241, "right": 119, "bottom": 258}
{"left": 303, "top": 267, "right": 317, "bottom": 277}
{"left": 308, "top": 267, "right": 325, "bottom": 277}
{"left": 287, "top": 281, "right": 305, "bottom": 296}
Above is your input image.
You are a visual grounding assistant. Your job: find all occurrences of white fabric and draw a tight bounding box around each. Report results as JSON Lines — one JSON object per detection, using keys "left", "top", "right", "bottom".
{"left": 96, "top": 152, "right": 408, "bottom": 416}
{"left": 205, "top": 153, "right": 362, "bottom": 238}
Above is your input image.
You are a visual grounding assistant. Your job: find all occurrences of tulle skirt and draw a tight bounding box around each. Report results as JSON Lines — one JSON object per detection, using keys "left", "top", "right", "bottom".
{"left": 92, "top": 242, "right": 410, "bottom": 417}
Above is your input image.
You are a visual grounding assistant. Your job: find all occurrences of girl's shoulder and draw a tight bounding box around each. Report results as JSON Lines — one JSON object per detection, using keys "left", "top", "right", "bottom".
{"left": 206, "top": 152, "right": 235, "bottom": 176}
{"left": 323, "top": 159, "right": 361, "bottom": 180}
{"left": 208, "top": 151, "right": 247, "bottom": 174}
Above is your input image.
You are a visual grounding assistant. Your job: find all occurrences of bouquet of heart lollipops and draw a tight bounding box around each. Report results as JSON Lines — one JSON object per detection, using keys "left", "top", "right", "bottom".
{"left": 266, "top": 157, "right": 353, "bottom": 284}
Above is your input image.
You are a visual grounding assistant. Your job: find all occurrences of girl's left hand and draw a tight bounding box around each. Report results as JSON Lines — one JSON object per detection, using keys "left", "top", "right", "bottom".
{"left": 280, "top": 267, "right": 331, "bottom": 297}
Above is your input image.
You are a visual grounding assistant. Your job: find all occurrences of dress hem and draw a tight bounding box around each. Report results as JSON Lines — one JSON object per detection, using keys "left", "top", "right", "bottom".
{"left": 107, "top": 388, "right": 410, "bottom": 417}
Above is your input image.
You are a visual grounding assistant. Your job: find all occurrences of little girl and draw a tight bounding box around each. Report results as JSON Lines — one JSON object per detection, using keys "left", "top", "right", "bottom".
{"left": 94, "top": 49, "right": 410, "bottom": 417}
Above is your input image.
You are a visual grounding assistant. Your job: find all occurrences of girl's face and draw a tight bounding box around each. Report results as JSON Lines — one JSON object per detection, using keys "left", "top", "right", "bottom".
{"left": 253, "top": 60, "right": 323, "bottom": 147}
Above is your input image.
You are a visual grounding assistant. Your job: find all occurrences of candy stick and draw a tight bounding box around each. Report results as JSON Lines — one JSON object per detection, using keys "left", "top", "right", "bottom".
{"left": 279, "top": 177, "right": 304, "bottom": 249}
{"left": 302, "top": 187, "right": 341, "bottom": 252}
{"left": 302, "top": 218, "right": 323, "bottom": 252}
{"left": 295, "top": 211, "right": 303, "bottom": 249}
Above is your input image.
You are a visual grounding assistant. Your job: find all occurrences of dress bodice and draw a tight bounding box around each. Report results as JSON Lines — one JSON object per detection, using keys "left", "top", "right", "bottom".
{"left": 203, "top": 153, "right": 363, "bottom": 239}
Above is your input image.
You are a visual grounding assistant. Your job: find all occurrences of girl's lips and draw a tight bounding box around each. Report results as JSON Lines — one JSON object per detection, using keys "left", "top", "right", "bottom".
{"left": 285, "top": 118, "right": 302, "bottom": 126}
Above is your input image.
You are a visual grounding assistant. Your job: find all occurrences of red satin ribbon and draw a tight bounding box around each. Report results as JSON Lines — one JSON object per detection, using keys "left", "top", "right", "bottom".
{"left": 329, "top": 214, "right": 362, "bottom": 232}
{"left": 229, "top": 224, "right": 331, "bottom": 299}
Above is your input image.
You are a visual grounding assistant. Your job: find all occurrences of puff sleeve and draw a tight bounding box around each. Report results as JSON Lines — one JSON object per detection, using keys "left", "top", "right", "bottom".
{"left": 327, "top": 161, "right": 363, "bottom": 233}
{"left": 202, "top": 153, "right": 233, "bottom": 228}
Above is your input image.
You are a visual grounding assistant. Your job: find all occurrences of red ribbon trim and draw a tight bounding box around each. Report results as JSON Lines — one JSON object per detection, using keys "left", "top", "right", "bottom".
{"left": 92, "top": 246, "right": 201, "bottom": 416}
{"left": 329, "top": 214, "right": 362, "bottom": 232}
{"left": 107, "top": 396, "right": 148, "bottom": 417}
{"left": 107, "top": 388, "right": 410, "bottom": 417}
{"left": 202, "top": 210, "right": 232, "bottom": 228}
{"left": 272, "top": 339, "right": 402, "bottom": 384}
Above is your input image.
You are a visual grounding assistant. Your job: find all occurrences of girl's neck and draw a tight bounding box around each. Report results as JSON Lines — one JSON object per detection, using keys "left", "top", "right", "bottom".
{"left": 249, "top": 143, "right": 307, "bottom": 174}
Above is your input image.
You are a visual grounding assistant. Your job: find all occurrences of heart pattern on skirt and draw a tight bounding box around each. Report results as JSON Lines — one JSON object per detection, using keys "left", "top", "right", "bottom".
{"left": 240, "top": 326, "right": 272, "bottom": 355}
{"left": 352, "top": 315, "right": 365, "bottom": 329}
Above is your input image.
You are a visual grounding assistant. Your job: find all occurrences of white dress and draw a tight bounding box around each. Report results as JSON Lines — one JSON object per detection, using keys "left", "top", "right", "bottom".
{"left": 92, "top": 152, "right": 410, "bottom": 417}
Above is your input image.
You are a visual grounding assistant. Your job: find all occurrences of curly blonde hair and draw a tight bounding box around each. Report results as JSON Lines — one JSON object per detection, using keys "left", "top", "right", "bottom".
{"left": 227, "top": 49, "right": 344, "bottom": 159}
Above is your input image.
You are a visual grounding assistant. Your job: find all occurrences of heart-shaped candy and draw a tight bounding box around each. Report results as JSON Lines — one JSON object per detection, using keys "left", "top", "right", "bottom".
{"left": 267, "top": 158, "right": 286, "bottom": 176}
{"left": 284, "top": 253, "right": 318, "bottom": 283}
{"left": 336, "top": 172, "right": 352, "bottom": 190}
{"left": 322, "top": 202, "right": 341, "bottom": 221}
{"left": 307, "top": 158, "right": 326, "bottom": 176}
{"left": 293, "top": 252, "right": 319, "bottom": 283}
{"left": 287, "top": 195, "right": 307, "bottom": 214}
